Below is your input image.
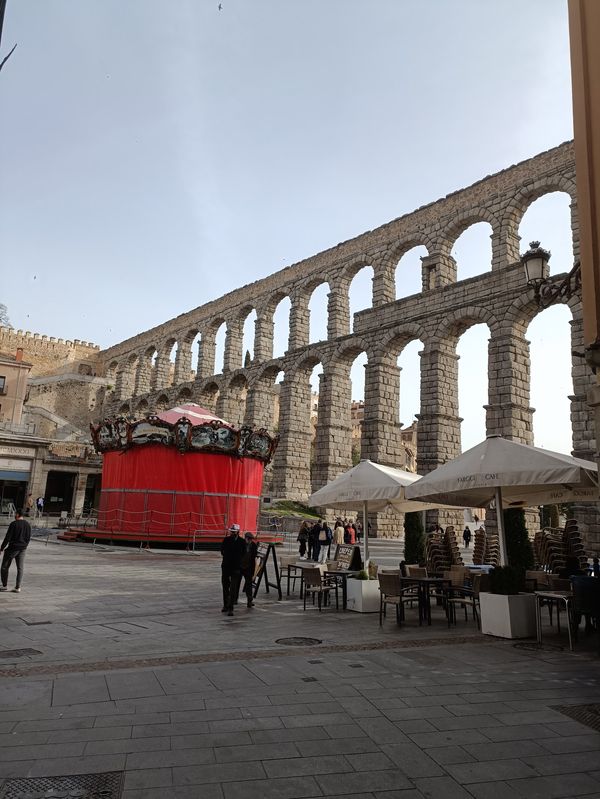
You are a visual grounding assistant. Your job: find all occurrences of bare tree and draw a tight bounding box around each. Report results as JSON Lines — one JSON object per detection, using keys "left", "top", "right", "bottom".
{"left": 0, "top": 303, "right": 11, "bottom": 327}
{"left": 0, "top": 0, "right": 17, "bottom": 74}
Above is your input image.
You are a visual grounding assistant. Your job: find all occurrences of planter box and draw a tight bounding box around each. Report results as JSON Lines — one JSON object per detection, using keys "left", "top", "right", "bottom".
{"left": 346, "top": 578, "right": 380, "bottom": 613}
{"left": 479, "top": 592, "right": 536, "bottom": 639}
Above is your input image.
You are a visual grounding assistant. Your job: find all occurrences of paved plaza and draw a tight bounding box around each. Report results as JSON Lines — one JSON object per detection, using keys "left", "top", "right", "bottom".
{"left": 0, "top": 537, "right": 599, "bottom": 798}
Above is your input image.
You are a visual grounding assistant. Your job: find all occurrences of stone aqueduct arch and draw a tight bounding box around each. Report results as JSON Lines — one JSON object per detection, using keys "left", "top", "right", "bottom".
{"left": 98, "top": 141, "right": 599, "bottom": 545}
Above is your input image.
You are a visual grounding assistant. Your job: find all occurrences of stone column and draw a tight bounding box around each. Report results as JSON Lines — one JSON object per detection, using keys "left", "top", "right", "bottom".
{"left": 372, "top": 259, "right": 396, "bottom": 307}
{"left": 361, "top": 354, "right": 402, "bottom": 465}
{"left": 174, "top": 342, "right": 192, "bottom": 384}
{"left": 486, "top": 330, "right": 534, "bottom": 443}
{"left": 254, "top": 312, "right": 274, "bottom": 363}
{"left": 491, "top": 220, "right": 521, "bottom": 270}
{"left": 271, "top": 371, "right": 312, "bottom": 499}
{"left": 569, "top": 309, "right": 600, "bottom": 548}
{"left": 327, "top": 278, "right": 350, "bottom": 339}
{"left": 197, "top": 331, "right": 216, "bottom": 379}
{"left": 417, "top": 341, "right": 463, "bottom": 529}
{"left": 72, "top": 472, "right": 87, "bottom": 515}
{"left": 421, "top": 252, "right": 456, "bottom": 291}
{"left": 571, "top": 199, "right": 580, "bottom": 263}
{"left": 115, "top": 360, "right": 135, "bottom": 400}
{"left": 153, "top": 350, "right": 172, "bottom": 390}
{"left": 223, "top": 321, "right": 243, "bottom": 373}
{"left": 288, "top": 292, "right": 310, "bottom": 351}
{"left": 244, "top": 382, "right": 276, "bottom": 429}
{"left": 134, "top": 354, "right": 153, "bottom": 396}
{"left": 311, "top": 366, "right": 353, "bottom": 491}
{"left": 217, "top": 386, "right": 246, "bottom": 427}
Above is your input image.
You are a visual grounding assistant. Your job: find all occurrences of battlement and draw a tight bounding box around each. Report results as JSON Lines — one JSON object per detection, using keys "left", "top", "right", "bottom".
{"left": 0, "top": 327, "right": 101, "bottom": 378}
{"left": 0, "top": 327, "right": 100, "bottom": 350}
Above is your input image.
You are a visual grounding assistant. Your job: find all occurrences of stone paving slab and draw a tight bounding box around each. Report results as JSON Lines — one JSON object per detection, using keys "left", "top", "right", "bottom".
{"left": 0, "top": 541, "right": 599, "bottom": 797}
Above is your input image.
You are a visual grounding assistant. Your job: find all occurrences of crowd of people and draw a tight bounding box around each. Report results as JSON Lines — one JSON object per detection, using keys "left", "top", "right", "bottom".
{"left": 296, "top": 517, "right": 362, "bottom": 562}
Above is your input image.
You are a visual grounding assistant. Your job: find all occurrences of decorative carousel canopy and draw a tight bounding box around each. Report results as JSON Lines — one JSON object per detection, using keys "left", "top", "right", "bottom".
{"left": 90, "top": 403, "right": 279, "bottom": 463}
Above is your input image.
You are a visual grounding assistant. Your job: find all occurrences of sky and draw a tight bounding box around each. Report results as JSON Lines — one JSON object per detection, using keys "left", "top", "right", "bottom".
{"left": 0, "top": 0, "right": 577, "bottom": 453}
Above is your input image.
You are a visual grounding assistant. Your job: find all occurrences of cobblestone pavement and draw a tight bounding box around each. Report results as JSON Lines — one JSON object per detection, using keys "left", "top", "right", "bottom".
{"left": 0, "top": 539, "right": 599, "bottom": 798}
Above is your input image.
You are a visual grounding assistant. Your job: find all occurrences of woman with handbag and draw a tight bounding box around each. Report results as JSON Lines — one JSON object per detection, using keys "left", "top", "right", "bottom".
{"left": 317, "top": 521, "right": 332, "bottom": 564}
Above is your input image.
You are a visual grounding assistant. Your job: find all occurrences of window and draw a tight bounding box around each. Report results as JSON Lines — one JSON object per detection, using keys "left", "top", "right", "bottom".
{"left": 0, "top": 376, "right": 5, "bottom": 394}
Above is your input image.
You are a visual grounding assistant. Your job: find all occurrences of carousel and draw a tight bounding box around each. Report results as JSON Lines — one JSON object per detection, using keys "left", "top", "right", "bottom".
{"left": 79, "top": 404, "right": 279, "bottom": 547}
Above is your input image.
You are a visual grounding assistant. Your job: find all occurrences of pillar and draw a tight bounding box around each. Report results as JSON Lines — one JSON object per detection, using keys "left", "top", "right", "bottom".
{"left": 244, "top": 382, "right": 276, "bottom": 429}
{"left": 311, "top": 366, "right": 353, "bottom": 491}
{"left": 569, "top": 310, "right": 600, "bottom": 548}
{"left": 174, "top": 342, "right": 193, "bottom": 384}
{"left": 223, "top": 322, "right": 243, "bottom": 373}
{"left": 271, "top": 371, "right": 312, "bottom": 499}
{"left": 491, "top": 219, "right": 521, "bottom": 269}
{"left": 361, "top": 354, "right": 402, "bottom": 465}
{"left": 217, "top": 385, "right": 246, "bottom": 427}
{"left": 197, "top": 331, "right": 216, "bottom": 379}
{"left": 486, "top": 330, "right": 534, "bottom": 443}
{"left": 417, "top": 341, "right": 463, "bottom": 529}
{"left": 153, "top": 349, "right": 172, "bottom": 390}
{"left": 421, "top": 252, "right": 456, "bottom": 291}
{"left": 327, "top": 279, "right": 350, "bottom": 339}
{"left": 372, "top": 259, "right": 396, "bottom": 307}
{"left": 134, "top": 355, "right": 153, "bottom": 396}
{"left": 288, "top": 292, "right": 310, "bottom": 351}
{"left": 254, "top": 313, "right": 274, "bottom": 362}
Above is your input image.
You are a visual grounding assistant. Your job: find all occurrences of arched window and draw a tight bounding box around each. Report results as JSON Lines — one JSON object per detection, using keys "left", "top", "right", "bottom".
{"left": 308, "top": 283, "right": 329, "bottom": 343}
{"left": 348, "top": 267, "right": 373, "bottom": 333}
{"left": 273, "top": 297, "right": 291, "bottom": 358}
{"left": 395, "top": 246, "right": 428, "bottom": 300}
{"left": 519, "top": 192, "right": 574, "bottom": 276}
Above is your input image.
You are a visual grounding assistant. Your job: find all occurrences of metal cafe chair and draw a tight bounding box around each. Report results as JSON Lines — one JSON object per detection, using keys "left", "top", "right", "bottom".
{"left": 303, "top": 567, "right": 339, "bottom": 611}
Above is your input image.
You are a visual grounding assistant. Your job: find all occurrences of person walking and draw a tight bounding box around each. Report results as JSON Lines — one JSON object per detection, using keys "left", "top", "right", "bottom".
{"left": 240, "top": 532, "right": 258, "bottom": 608}
{"left": 220, "top": 523, "right": 245, "bottom": 616}
{"left": 35, "top": 496, "right": 44, "bottom": 519}
{"left": 1, "top": 510, "right": 31, "bottom": 593}
{"left": 25, "top": 494, "right": 33, "bottom": 517}
{"left": 317, "top": 520, "right": 332, "bottom": 564}
{"left": 308, "top": 520, "right": 321, "bottom": 561}
{"left": 297, "top": 521, "right": 309, "bottom": 559}
{"left": 333, "top": 519, "right": 345, "bottom": 547}
{"left": 462, "top": 526, "right": 472, "bottom": 549}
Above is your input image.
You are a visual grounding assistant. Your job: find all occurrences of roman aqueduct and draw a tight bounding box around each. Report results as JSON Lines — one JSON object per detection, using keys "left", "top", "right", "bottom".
{"left": 99, "top": 141, "right": 599, "bottom": 544}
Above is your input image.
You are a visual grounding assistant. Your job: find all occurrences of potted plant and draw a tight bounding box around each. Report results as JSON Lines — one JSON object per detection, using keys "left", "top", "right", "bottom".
{"left": 479, "top": 509, "right": 536, "bottom": 639}
{"left": 404, "top": 512, "right": 425, "bottom": 565}
{"left": 346, "top": 569, "right": 380, "bottom": 613}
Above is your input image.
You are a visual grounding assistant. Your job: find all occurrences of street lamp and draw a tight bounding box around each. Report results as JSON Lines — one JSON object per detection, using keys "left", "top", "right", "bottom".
{"left": 521, "top": 240, "right": 581, "bottom": 309}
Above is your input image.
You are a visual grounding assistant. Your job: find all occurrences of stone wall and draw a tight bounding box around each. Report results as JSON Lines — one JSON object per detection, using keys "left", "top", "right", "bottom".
{"left": 0, "top": 328, "right": 100, "bottom": 377}
{"left": 95, "top": 140, "right": 598, "bottom": 548}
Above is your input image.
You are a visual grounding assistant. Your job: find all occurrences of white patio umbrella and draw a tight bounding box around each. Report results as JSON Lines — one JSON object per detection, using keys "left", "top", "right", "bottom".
{"left": 404, "top": 436, "right": 599, "bottom": 566}
{"left": 308, "top": 459, "right": 449, "bottom": 567}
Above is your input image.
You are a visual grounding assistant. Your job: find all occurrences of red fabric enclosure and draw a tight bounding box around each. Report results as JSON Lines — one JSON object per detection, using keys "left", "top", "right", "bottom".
{"left": 97, "top": 446, "right": 264, "bottom": 540}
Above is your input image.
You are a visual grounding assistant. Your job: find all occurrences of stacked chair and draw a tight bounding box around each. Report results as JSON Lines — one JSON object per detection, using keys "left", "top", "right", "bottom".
{"left": 533, "top": 520, "right": 588, "bottom": 573}
{"left": 425, "top": 527, "right": 464, "bottom": 574}
{"left": 472, "top": 528, "right": 499, "bottom": 566}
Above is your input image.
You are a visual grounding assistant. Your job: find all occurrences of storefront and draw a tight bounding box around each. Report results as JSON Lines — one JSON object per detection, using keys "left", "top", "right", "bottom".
{"left": 0, "top": 445, "right": 35, "bottom": 514}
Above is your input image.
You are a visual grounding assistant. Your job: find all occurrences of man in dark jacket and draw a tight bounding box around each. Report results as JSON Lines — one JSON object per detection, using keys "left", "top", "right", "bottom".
{"left": 1, "top": 510, "right": 31, "bottom": 593}
{"left": 220, "top": 523, "right": 245, "bottom": 616}
{"left": 240, "top": 532, "right": 258, "bottom": 608}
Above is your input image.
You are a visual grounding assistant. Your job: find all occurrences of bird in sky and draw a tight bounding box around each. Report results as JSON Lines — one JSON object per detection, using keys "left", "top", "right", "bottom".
{"left": 218, "top": 3, "right": 222, "bottom": 9}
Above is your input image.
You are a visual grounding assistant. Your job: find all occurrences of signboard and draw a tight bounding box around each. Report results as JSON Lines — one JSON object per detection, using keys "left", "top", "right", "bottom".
{"left": 0, "top": 446, "right": 36, "bottom": 458}
{"left": 252, "top": 542, "right": 282, "bottom": 600}
{"left": 333, "top": 544, "right": 362, "bottom": 571}
{"left": 0, "top": 458, "right": 32, "bottom": 472}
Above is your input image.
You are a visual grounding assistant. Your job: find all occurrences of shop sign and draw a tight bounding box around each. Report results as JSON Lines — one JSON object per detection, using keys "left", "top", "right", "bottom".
{"left": 0, "top": 445, "right": 36, "bottom": 458}
{"left": 0, "top": 457, "right": 32, "bottom": 472}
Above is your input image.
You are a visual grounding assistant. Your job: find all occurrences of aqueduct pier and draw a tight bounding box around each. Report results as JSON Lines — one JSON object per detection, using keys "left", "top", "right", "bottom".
{"left": 99, "top": 141, "right": 599, "bottom": 545}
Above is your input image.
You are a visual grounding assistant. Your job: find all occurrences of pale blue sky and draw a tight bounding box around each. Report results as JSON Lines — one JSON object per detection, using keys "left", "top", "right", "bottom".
{"left": 0, "top": 0, "right": 576, "bottom": 452}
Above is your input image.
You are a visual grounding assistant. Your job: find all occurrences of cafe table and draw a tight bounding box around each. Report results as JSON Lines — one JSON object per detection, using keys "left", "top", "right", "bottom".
{"left": 400, "top": 576, "right": 451, "bottom": 625}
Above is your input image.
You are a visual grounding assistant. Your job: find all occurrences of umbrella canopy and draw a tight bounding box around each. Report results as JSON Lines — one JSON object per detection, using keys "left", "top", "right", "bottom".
{"left": 404, "top": 437, "right": 598, "bottom": 508}
{"left": 404, "top": 436, "right": 599, "bottom": 565}
{"left": 308, "top": 459, "right": 446, "bottom": 513}
{"left": 308, "top": 459, "right": 449, "bottom": 566}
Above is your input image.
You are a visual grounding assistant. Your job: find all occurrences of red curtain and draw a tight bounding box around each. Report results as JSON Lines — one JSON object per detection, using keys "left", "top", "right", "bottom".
{"left": 98, "top": 447, "right": 264, "bottom": 537}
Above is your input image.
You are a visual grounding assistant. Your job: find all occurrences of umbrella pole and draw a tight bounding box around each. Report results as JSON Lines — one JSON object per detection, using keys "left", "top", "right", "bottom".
{"left": 496, "top": 487, "right": 508, "bottom": 566}
{"left": 362, "top": 500, "right": 369, "bottom": 569}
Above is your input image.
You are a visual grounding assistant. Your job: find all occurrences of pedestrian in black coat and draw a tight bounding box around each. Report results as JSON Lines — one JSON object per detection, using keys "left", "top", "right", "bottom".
{"left": 1, "top": 510, "right": 31, "bottom": 593}
{"left": 220, "top": 524, "right": 245, "bottom": 616}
